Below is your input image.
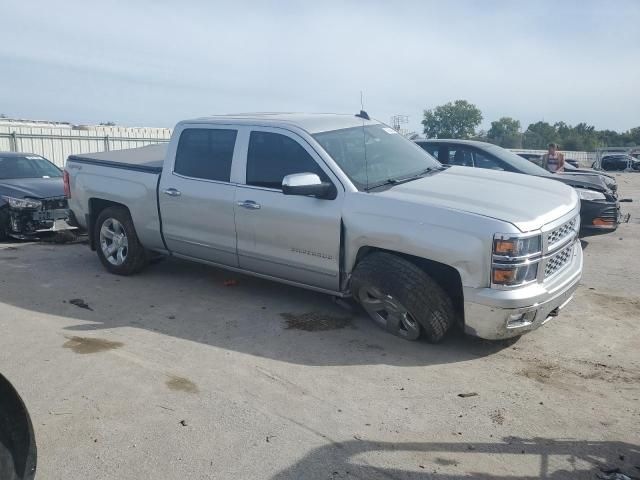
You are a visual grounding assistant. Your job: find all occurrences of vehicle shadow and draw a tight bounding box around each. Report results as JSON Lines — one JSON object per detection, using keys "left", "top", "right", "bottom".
{"left": 270, "top": 437, "right": 639, "bottom": 479}
{"left": 0, "top": 244, "right": 518, "bottom": 367}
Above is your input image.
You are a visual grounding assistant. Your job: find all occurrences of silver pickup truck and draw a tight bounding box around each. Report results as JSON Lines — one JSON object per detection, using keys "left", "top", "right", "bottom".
{"left": 66, "top": 113, "right": 583, "bottom": 342}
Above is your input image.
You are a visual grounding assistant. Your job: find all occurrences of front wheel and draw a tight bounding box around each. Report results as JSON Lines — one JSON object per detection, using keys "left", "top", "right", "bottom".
{"left": 95, "top": 207, "right": 147, "bottom": 275}
{"left": 350, "top": 252, "right": 455, "bottom": 342}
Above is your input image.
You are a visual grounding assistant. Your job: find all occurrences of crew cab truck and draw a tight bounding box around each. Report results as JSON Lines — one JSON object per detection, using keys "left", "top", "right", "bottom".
{"left": 66, "top": 113, "right": 583, "bottom": 341}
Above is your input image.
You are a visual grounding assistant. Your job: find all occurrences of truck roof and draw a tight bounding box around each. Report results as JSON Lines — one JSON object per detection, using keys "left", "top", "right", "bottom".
{"left": 415, "top": 139, "right": 489, "bottom": 147}
{"left": 184, "top": 113, "right": 380, "bottom": 134}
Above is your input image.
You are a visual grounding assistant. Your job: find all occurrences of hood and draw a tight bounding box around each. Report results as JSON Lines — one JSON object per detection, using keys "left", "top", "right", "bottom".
{"left": 374, "top": 166, "right": 578, "bottom": 233}
{"left": 551, "top": 172, "right": 612, "bottom": 193}
{"left": 570, "top": 167, "right": 616, "bottom": 180}
{"left": 0, "top": 177, "right": 65, "bottom": 200}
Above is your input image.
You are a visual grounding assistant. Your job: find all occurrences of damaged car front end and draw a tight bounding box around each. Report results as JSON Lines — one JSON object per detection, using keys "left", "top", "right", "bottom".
{"left": 573, "top": 187, "right": 627, "bottom": 234}
{"left": 0, "top": 152, "right": 77, "bottom": 241}
{"left": 1, "top": 195, "right": 77, "bottom": 240}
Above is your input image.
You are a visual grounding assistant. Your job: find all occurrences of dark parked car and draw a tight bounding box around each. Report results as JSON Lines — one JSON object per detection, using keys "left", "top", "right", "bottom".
{"left": 0, "top": 152, "right": 77, "bottom": 240}
{"left": 516, "top": 152, "right": 579, "bottom": 168}
{"left": 516, "top": 152, "right": 543, "bottom": 165}
{"left": 592, "top": 154, "right": 640, "bottom": 172}
{"left": 517, "top": 153, "right": 619, "bottom": 193}
{"left": 417, "top": 140, "right": 624, "bottom": 235}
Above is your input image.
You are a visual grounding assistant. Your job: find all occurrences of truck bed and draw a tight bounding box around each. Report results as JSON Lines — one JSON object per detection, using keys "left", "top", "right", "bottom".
{"left": 66, "top": 143, "right": 167, "bottom": 252}
{"left": 67, "top": 143, "right": 166, "bottom": 173}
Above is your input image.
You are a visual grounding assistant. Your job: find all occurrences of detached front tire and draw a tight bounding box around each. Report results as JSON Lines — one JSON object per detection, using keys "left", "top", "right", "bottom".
{"left": 350, "top": 252, "right": 455, "bottom": 342}
{"left": 95, "top": 207, "right": 146, "bottom": 275}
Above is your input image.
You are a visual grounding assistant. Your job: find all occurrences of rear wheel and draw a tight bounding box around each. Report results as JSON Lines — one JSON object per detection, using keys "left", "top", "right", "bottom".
{"left": 350, "top": 252, "right": 455, "bottom": 342}
{"left": 95, "top": 207, "right": 146, "bottom": 275}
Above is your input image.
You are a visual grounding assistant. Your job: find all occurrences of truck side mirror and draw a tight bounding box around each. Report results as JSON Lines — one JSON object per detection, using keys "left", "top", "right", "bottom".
{"left": 282, "top": 173, "right": 334, "bottom": 199}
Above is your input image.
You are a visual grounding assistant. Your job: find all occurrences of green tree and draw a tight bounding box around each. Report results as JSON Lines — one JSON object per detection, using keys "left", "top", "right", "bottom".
{"left": 550, "top": 122, "right": 599, "bottom": 151}
{"left": 487, "top": 117, "right": 522, "bottom": 148}
{"left": 523, "top": 121, "right": 558, "bottom": 149}
{"left": 626, "top": 127, "right": 640, "bottom": 146}
{"left": 422, "top": 100, "right": 483, "bottom": 139}
{"left": 597, "top": 129, "right": 624, "bottom": 147}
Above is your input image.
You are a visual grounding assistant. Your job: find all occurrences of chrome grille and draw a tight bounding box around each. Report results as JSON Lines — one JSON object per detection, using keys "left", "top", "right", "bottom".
{"left": 544, "top": 242, "right": 574, "bottom": 278}
{"left": 547, "top": 216, "right": 578, "bottom": 249}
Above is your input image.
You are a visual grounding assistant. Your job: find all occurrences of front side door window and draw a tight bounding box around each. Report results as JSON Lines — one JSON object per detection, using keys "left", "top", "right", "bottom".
{"left": 246, "top": 131, "right": 330, "bottom": 189}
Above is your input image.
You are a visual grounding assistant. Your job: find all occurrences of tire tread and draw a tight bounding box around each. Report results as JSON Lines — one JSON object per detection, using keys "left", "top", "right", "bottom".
{"left": 351, "top": 252, "right": 454, "bottom": 342}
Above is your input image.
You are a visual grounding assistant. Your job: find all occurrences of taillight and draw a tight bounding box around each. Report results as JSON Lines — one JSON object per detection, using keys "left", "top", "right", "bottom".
{"left": 63, "top": 170, "right": 71, "bottom": 198}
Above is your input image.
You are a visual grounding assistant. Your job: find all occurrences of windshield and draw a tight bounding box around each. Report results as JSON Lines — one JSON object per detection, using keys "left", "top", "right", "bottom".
{"left": 483, "top": 145, "right": 553, "bottom": 176}
{"left": 313, "top": 124, "right": 441, "bottom": 190}
{"left": 0, "top": 155, "right": 62, "bottom": 179}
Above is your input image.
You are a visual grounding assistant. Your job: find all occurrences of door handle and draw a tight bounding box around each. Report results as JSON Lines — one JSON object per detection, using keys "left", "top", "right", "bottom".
{"left": 163, "top": 188, "right": 181, "bottom": 197}
{"left": 237, "top": 200, "right": 261, "bottom": 210}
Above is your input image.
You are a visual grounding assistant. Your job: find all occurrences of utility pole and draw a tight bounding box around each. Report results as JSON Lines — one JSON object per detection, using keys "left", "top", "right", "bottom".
{"left": 390, "top": 115, "right": 409, "bottom": 135}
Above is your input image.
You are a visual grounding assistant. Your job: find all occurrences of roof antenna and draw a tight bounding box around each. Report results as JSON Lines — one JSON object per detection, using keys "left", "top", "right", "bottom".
{"left": 356, "top": 91, "right": 370, "bottom": 120}
{"left": 356, "top": 91, "right": 370, "bottom": 191}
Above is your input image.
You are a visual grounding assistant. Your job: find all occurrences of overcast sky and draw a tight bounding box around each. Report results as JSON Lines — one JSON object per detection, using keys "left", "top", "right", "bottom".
{"left": 2, "top": 0, "right": 639, "bottom": 134}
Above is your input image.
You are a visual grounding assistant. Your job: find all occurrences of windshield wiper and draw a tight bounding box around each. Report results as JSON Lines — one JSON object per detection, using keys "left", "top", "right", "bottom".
{"left": 365, "top": 167, "right": 438, "bottom": 191}
{"left": 365, "top": 178, "right": 399, "bottom": 191}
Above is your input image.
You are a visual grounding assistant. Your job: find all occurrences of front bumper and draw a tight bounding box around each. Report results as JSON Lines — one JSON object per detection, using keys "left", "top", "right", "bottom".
{"left": 463, "top": 239, "right": 583, "bottom": 340}
{"left": 579, "top": 200, "right": 626, "bottom": 235}
{"left": 7, "top": 207, "right": 77, "bottom": 239}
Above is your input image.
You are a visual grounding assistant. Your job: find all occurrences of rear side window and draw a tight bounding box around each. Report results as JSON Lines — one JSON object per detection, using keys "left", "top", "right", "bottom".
{"left": 246, "top": 131, "right": 328, "bottom": 189}
{"left": 472, "top": 150, "right": 506, "bottom": 170}
{"left": 448, "top": 147, "right": 473, "bottom": 167}
{"left": 416, "top": 142, "right": 439, "bottom": 158}
{"left": 174, "top": 128, "right": 237, "bottom": 181}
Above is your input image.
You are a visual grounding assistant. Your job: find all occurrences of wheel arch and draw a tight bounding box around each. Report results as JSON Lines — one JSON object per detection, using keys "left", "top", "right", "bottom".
{"left": 351, "top": 246, "right": 464, "bottom": 324}
{"left": 88, "top": 198, "right": 131, "bottom": 251}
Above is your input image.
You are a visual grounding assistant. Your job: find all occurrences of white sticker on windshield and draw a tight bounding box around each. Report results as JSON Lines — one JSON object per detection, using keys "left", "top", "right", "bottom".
{"left": 26, "top": 156, "right": 42, "bottom": 160}
{"left": 382, "top": 127, "right": 398, "bottom": 134}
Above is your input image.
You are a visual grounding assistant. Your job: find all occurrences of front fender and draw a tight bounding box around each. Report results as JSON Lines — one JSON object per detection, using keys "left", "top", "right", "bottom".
{"left": 343, "top": 212, "right": 494, "bottom": 288}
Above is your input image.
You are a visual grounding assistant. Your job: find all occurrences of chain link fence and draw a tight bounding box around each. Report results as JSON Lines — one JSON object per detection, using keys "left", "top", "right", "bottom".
{"left": 509, "top": 149, "right": 596, "bottom": 168}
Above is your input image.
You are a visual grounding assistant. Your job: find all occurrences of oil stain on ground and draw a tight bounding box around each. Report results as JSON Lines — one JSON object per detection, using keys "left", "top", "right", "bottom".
{"left": 63, "top": 336, "right": 123, "bottom": 354}
{"left": 281, "top": 311, "right": 352, "bottom": 331}
{"left": 166, "top": 375, "right": 199, "bottom": 393}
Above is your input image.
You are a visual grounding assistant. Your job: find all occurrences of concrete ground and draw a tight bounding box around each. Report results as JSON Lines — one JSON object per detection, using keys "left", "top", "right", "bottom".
{"left": 1, "top": 175, "right": 639, "bottom": 480}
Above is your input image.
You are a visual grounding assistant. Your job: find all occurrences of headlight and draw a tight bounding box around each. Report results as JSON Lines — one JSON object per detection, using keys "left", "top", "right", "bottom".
{"left": 492, "top": 232, "right": 542, "bottom": 287}
{"left": 493, "top": 234, "right": 541, "bottom": 259}
{"left": 577, "top": 189, "right": 606, "bottom": 201}
{"left": 492, "top": 263, "right": 539, "bottom": 286}
{"left": 1, "top": 196, "right": 42, "bottom": 209}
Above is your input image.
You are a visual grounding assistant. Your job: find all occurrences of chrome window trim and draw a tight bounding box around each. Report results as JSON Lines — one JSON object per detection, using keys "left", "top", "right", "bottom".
{"left": 171, "top": 171, "right": 237, "bottom": 186}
